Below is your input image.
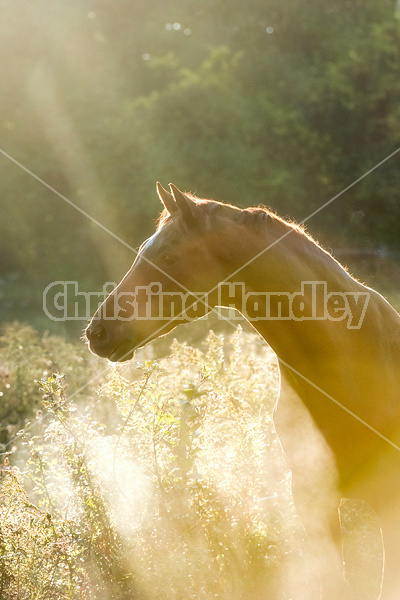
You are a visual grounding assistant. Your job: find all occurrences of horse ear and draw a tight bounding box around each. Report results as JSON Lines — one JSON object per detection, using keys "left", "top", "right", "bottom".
{"left": 156, "top": 182, "right": 177, "bottom": 215}
{"left": 169, "top": 184, "right": 196, "bottom": 224}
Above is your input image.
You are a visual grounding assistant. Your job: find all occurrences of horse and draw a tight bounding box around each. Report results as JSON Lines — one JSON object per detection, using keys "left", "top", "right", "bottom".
{"left": 86, "top": 183, "right": 400, "bottom": 599}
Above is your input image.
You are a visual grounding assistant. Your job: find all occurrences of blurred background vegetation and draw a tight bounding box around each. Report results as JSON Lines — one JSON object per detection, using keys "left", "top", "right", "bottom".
{"left": 0, "top": 0, "right": 399, "bottom": 335}
{"left": 1, "top": 2, "right": 399, "bottom": 596}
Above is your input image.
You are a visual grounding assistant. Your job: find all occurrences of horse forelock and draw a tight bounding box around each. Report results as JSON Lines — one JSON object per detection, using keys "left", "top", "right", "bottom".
{"left": 156, "top": 208, "right": 171, "bottom": 231}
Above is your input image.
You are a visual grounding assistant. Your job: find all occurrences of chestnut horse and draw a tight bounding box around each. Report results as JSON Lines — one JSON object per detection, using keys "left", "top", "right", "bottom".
{"left": 86, "top": 183, "right": 400, "bottom": 599}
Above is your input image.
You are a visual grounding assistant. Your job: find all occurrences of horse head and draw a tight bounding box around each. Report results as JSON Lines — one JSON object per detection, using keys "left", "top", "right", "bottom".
{"left": 85, "top": 183, "right": 232, "bottom": 361}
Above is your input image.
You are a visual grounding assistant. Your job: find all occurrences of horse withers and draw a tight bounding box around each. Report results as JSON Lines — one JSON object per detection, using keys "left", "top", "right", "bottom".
{"left": 86, "top": 183, "right": 400, "bottom": 599}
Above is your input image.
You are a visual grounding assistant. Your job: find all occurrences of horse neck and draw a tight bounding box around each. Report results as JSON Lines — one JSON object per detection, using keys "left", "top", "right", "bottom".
{"left": 221, "top": 218, "right": 399, "bottom": 402}
{"left": 214, "top": 214, "right": 400, "bottom": 481}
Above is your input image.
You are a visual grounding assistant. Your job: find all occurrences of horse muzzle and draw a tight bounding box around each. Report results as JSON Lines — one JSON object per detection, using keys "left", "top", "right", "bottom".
{"left": 85, "top": 321, "right": 135, "bottom": 362}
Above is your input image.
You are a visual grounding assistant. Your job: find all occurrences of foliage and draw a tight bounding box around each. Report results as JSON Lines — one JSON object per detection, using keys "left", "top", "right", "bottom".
{"left": 0, "top": 323, "right": 103, "bottom": 450}
{"left": 0, "top": 0, "right": 399, "bottom": 330}
{"left": 0, "top": 326, "right": 300, "bottom": 600}
{"left": 0, "top": 322, "right": 386, "bottom": 599}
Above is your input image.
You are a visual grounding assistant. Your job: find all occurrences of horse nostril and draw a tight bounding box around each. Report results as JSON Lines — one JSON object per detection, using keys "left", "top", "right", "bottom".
{"left": 87, "top": 323, "right": 107, "bottom": 344}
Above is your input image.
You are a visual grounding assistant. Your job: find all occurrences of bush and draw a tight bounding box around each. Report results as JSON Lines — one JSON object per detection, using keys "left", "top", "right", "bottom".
{"left": 0, "top": 324, "right": 384, "bottom": 599}
{"left": 0, "top": 327, "right": 296, "bottom": 599}
{"left": 0, "top": 323, "right": 104, "bottom": 449}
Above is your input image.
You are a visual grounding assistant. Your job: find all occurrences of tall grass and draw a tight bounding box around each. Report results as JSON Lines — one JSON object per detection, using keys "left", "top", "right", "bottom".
{"left": 0, "top": 324, "right": 293, "bottom": 599}
{"left": 0, "top": 323, "right": 384, "bottom": 599}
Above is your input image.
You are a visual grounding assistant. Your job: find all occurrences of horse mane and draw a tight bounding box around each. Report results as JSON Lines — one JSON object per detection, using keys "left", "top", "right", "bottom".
{"left": 156, "top": 193, "right": 326, "bottom": 255}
